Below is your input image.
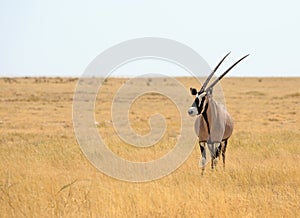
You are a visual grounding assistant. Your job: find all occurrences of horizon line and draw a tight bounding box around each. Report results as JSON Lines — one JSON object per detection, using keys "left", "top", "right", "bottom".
{"left": 1, "top": 75, "right": 299, "bottom": 79}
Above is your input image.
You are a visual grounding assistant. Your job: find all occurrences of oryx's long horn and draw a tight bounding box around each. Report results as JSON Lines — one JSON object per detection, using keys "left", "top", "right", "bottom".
{"left": 206, "top": 54, "right": 250, "bottom": 91}
{"left": 199, "top": 52, "right": 231, "bottom": 92}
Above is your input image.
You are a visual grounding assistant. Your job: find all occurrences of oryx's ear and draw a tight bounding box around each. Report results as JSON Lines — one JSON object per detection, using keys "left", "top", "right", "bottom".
{"left": 190, "top": 88, "right": 198, "bottom": 95}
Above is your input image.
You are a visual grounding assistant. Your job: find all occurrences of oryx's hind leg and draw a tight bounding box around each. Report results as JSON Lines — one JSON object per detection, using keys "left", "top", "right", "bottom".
{"left": 199, "top": 141, "right": 207, "bottom": 175}
{"left": 222, "top": 139, "right": 228, "bottom": 169}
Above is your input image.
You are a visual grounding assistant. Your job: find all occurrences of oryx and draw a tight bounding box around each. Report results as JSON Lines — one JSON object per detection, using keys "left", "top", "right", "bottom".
{"left": 188, "top": 52, "right": 249, "bottom": 174}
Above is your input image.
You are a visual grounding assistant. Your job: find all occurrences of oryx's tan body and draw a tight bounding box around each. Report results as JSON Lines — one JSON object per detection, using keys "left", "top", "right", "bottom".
{"left": 194, "top": 97, "right": 234, "bottom": 142}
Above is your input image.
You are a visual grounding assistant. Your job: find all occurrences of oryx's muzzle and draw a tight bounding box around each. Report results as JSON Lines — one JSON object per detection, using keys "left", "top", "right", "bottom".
{"left": 188, "top": 107, "right": 198, "bottom": 117}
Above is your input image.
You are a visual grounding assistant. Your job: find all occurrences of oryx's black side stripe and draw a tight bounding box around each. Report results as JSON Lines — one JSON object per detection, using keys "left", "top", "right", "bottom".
{"left": 202, "top": 103, "right": 210, "bottom": 135}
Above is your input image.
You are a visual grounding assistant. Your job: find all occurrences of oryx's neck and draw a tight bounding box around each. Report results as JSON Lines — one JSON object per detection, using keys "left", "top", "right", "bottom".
{"left": 202, "top": 96, "right": 214, "bottom": 115}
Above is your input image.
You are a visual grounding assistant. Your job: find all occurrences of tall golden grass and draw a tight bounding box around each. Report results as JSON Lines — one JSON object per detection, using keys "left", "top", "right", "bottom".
{"left": 0, "top": 77, "right": 299, "bottom": 217}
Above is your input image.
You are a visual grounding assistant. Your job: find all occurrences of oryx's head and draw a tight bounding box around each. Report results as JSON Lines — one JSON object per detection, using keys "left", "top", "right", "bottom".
{"left": 188, "top": 52, "right": 249, "bottom": 117}
{"left": 188, "top": 87, "right": 211, "bottom": 117}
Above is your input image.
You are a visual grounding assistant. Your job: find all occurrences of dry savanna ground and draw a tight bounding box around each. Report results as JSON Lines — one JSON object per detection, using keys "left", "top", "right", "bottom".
{"left": 0, "top": 77, "right": 299, "bottom": 217}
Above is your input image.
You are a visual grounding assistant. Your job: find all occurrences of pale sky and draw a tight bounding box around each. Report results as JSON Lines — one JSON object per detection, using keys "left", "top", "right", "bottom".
{"left": 0, "top": 0, "right": 300, "bottom": 77}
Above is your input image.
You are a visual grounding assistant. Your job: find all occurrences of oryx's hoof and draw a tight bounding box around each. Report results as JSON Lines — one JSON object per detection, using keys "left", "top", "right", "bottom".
{"left": 201, "top": 168, "right": 205, "bottom": 176}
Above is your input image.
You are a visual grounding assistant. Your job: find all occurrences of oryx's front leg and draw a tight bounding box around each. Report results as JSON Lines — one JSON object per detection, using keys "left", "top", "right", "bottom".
{"left": 208, "top": 142, "right": 222, "bottom": 169}
{"left": 199, "top": 141, "right": 207, "bottom": 175}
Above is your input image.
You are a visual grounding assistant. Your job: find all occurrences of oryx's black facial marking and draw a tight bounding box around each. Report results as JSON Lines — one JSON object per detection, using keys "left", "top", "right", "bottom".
{"left": 192, "top": 96, "right": 199, "bottom": 108}
{"left": 191, "top": 96, "right": 205, "bottom": 114}
{"left": 197, "top": 96, "right": 206, "bottom": 114}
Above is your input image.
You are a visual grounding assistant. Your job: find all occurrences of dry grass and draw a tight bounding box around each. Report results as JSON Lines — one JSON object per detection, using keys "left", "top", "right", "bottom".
{"left": 0, "top": 77, "right": 299, "bottom": 217}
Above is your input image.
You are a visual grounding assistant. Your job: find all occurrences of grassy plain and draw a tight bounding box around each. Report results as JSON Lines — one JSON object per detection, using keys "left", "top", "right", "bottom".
{"left": 0, "top": 77, "right": 299, "bottom": 217}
